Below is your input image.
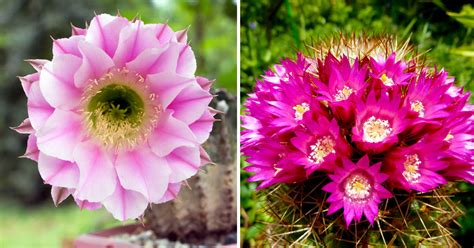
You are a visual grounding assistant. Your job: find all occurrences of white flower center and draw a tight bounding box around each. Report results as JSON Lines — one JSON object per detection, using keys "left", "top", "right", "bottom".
{"left": 410, "top": 100, "right": 425, "bottom": 117}
{"left": 308, "top": 136, "right": 335, "bottom": 164}
{"left": 345, "top": 174, "right": 371, "bottom": 202}
{"left": 293, "top": 102, "right": 310, "bottom": 120}
{"left": 402, "top": 154, "right": 422, "bottom": 184}
{"left": 380, "top": 73, "right": 394, "bottom": 86}
{"left": 363, "top": 116, "right": 393, "bottom": 143}
{"left": 334, "top": 85, "right": 354, "bottom": 101}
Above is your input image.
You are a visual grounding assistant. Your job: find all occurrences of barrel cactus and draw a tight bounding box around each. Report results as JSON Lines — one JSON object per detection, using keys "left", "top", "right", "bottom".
{"left": 242, "top": 34, "right": 473, "bottom": 246}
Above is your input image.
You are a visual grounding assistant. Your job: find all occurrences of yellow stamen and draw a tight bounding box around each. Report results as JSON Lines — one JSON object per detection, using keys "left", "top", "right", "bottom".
{"left": 293, "top": 102, "right": 310, "bottom": 121}
{"left": 380, "top": 73, "right": 394, "bottom": 86}
{"left": 444, "top": 132, "right": 454, "bottom": 142}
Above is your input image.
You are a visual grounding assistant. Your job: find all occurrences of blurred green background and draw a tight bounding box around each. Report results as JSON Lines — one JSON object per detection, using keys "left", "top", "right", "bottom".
{"left": 240, "top": 0, "right": 474, "bottom": 247}
{"left": 0, "top": 0, "right": 236, "bottom": 247}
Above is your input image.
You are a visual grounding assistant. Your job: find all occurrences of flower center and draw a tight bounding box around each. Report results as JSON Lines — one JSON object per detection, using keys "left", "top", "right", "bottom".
{"left": 82, "top": 68, "right": 160, "bottom": 150}
{"left": 402, "top": 154, "right": 421, "bottom": 184}
{"left": 308, "top": 136, "right": 335, "bottom": 164}
{"left": 293, "top": 102, "right": 310, "bottom": 120}
{"left": 380, "top": 73, "right": 394, "bottom": 86}
{"left": 344, "top": 174, "right": 371, "bottom": 202}
{"left": 334, "top": 85, "right": 354, "bottom": 101}
{"left": 363, "top": 116, "right": 392, "bottom": 143}
{"left": 410, "top": 100, "right": 425, "bottom": 117}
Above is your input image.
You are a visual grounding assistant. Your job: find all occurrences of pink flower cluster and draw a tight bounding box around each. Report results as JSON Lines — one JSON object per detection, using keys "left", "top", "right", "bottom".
{"left": 15, "top": 14, "right": 214, "bottom": 220}
{"left": 242, "top": 52, "right": 474, "bottom": 226}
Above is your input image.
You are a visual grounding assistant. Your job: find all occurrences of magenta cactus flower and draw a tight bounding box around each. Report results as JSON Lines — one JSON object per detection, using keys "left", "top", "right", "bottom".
{"left": 242, "top": 34, "right": 473, "bottom": 236}
{"left": 351, "top": 90, "right": 411, "bottom": 154}
{"left": 290, "top": 115, "right": 352, "bottom": 176}
{"left": 15, "top": 14, "right": 215, "bottom": 221}
{"left": 322, "top": 156, "right": 392, "bottom": 226}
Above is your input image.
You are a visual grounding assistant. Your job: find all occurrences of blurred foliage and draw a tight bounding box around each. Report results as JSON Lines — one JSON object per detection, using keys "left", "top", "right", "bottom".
{"left": 0, "top": 0, "right": 235, "bottom": 247}
{"left": 0, "top": 200, "right": 133, "bottom": 247}
{"left": 240, "top": 0, "right": 474, "bottom": 247}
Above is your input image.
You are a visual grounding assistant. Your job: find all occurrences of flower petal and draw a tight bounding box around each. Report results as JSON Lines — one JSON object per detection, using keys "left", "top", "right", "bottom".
{"left": 153, "top": 24, "right": 177, "bottom": 43}
{"left": 147, "top": 72, "right": 194, "bottom": 110}
{"left": 167, "top": 83, "right": 213, "bottom": 124}
{"left": 149, "top": 113, "right": 198, "bottom": 157}
{"left": 74, "top": 41, "right": 115, "bottom": 88}
{"left": 73, "top": 141, "right": 116, "bottom": 202}
{"left": 166, "top": 146, "right": 201, "bottom": 183}
{"left": 39, "top": 55, "right": 82, "bottom": 109}
{"left": 52, "top": 36, "right": 83, "bottom": 57}
{"left": 38, "top": 153, "right": 79, "bottom": 188}
{"left": 74, "top": 197, "right": 102, "bottom": 211}
{"left": 156, "top": 183, "right": 181, "bottom": 204}
{"left": 21, "top": 134, "right": 39, "bottom": 161}
{"left": 11, "top": 118, "right": 34, "bottom": 134}
{"left": 115, "top": 148, "right": 171, "bottom": 203}
{"left": 85, "top": 14, "right": 130, "bottom": 57}
{"left": 176, "top": 44, "right": 196, "bottom": 77}
{"left": 36, "top": 109, "right": 83, "bottom": 161}
{"left": 113, "top": 22, "right": 159, "bottom": 67}
{"left": 189, "top": 110, "right": 215, "bottom": 143}
{"left": 51, "top": 186, "right": 73, "bottom": 207}
{"left": 125, "top": 46, "right": 167, "bottom": 76}
{"left": 19, "top": 72, "right": 39, "bottom": 97}
{"left": 102, "top": 183, "right": 148, "bottom": 221}
{"left": 27, "top": 81, "right": 54, "bottom": 130}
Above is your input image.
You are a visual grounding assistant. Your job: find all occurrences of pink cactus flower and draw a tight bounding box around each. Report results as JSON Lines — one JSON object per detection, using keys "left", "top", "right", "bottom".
{"left": 15, "top": 14, "right": 214, "bottom": 221}
{"left": 384, "top": 138, "right": 448, "bottom": 192}
{"left": 322, "top": 156, "right": 392, "bottom": 227}
{"left": 242, "top": 38, "right": 473, "bottom": 230}
{"left": 289, "top": 115, "right": 352, "bottom": 176}
{"left": 352, "top": 90, "right": 411, "bottom": 154}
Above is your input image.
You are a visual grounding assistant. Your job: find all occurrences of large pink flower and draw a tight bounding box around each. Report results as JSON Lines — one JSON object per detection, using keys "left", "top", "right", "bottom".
{"left": 15, "top": 14, "right": 214, "bottom": 220}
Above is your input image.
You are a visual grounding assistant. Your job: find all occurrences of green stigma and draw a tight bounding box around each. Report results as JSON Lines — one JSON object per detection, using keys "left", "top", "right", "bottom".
{"left": 82, "top": 68, "right": 160, "bottom": 150}
{"left": 87, "top": 84, "right": 145, "bottom": 128}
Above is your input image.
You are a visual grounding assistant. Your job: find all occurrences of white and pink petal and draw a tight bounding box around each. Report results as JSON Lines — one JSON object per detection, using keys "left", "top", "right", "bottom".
{"left": 36, "top": 109, "right": 83, "bottom": 161}
{"left": 27, "top": 81, "right": 54, "bottom": 130}
{"left": 39, "top": 54, "right": 82, "bottom": 109}
{"left": 189, "top": 110, "right": 215, "bottom": 144}
{"left": 167, "top": 83, "right": 213, "bottom": 124}
{"left": 73, "top": 141, "right": 116, "bottom": 202}
{"left": 147, "top": 72, "right": 195, "bottom": 110}
{"left": 74, "top": 41, "right": 115, "bottom": 88}
{"left": 102, "top": 183, "right": 148, "bottom": 221}
{"left": 38, "top": 153, "right": 79, "bottom": 188}
{"left": 149, "top": 113, "right": 198, "bottom": 157}
{"left": 22, "top": 134, "right": 39, "bottom": 161}
{"left": 85, "top": 14, "right": 130, "bottom": 57}
{"left": 166, "top": 146, "right": 201, "bottom": 183}
{"left": 115, "top": 148, "right": 171, "bottom": 203}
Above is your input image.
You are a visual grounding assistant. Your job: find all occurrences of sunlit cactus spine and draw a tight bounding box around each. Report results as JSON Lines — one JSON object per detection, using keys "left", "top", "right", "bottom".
{"left": 242, "top": 34, "right": 473, "bottom": 246}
